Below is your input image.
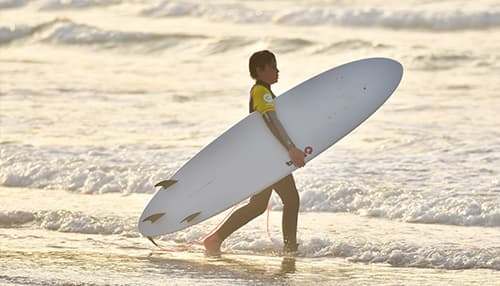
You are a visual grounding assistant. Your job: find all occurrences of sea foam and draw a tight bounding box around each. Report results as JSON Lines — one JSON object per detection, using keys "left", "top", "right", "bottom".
{"left": 1, "top": 144, "right": 498, "bottom": 228}
{"left": 142, "top": 1, "right": 500, "bottom": 30}
{"left": 3, "top": 0, "right": 500, "bottom": 30}
{"left": 274, "top": 7, "right": 500, "bottom": 30}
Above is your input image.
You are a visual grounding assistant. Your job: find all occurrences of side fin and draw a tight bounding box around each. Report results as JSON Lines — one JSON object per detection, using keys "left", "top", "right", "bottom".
{"left": 154, "top": 179, "right": 178, "bottom": 189}
{"left": 142, "top": 212, "right": 165, "bottom": 223}
{"left": 181, "top": 211, "right": 201, "bottom": 223}
{"left": 147, "top": 236, "right": 160, "bottom": 247}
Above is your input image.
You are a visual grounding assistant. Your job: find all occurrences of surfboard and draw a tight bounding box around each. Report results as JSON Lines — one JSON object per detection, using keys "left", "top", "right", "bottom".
{"left": 139, "top": 57, "right": 403, "bottom": 237}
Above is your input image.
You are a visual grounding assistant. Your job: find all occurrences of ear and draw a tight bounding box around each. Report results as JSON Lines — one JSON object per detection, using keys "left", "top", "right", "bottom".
{"left": 255, "top": 65, "right": 267, "bottom": 77}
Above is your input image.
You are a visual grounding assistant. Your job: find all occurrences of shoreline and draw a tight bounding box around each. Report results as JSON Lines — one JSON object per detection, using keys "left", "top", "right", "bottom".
{"left": 2, "top": 235, "right": 499, "bottom": 286}
{"left": 1, "top": 187, "right": 499, "bottom": 285}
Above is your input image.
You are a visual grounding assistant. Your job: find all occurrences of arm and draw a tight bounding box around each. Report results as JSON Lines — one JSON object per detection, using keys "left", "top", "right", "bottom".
{"left": 262, "top": 111, "right": 306, "bottom": 168}
{"left": 262, "top": 111, "right": 294, "bottom": 150}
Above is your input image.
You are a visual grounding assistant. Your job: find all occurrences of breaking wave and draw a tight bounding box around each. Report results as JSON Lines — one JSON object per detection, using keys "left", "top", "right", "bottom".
{"left": 1, "top": 207, "right": 498, "bottom": 270}
{"left": 0, "top": 18, "right": 206, "bottom": 50}
{"left": 3, "top": 1, "right": 500, "bottom": 30}
{"left": 142, "top": 1, "right": 500, "bottom": 31}
{"left": 1, "top": 143, "right": 498, "bottom": 227}
{"left": 0, "top": 209, "right": 134, "bottom": 235}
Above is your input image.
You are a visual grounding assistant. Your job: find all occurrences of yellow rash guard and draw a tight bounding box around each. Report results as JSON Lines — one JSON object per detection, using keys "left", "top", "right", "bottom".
{"left": 249, "top": 80, "right": 276, "bottom": 114}
{"left": 249, "top": 80, "right": 297, "bottom": 151}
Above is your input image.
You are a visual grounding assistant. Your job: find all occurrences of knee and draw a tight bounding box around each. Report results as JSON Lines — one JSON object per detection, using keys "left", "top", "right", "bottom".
{"left": 255, "top": 203, "right": 268, "bottom": 216}
{"left": 246, "top": 198, "right": 269, "bottom": 216}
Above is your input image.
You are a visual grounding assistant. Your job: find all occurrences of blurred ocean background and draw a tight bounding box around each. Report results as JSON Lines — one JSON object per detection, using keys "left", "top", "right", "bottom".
{"left": 1, "top": 0, "right": 499, "bottom": 285}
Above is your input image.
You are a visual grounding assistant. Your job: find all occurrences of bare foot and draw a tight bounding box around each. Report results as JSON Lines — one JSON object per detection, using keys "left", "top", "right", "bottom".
{"left": 203, "top": 234, "right": 222, "bottom": 256}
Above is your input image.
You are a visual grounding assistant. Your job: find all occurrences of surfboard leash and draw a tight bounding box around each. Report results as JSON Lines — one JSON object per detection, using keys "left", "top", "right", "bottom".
{"left": 147, "top": 202, "right": 279, "bottom": 252}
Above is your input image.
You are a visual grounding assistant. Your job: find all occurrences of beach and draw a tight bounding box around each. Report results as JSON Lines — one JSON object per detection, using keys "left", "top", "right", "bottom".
{"left": 1, "top": 0, "right": 500, "bottom": 285}
{"left": 1, "top": 187, "right": 499, "bottom": 285}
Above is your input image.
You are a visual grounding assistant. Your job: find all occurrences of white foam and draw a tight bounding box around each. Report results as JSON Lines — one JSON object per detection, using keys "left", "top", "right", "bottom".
{"left": 1, "top": 188, "right": 499, "bottom": 270}
{"left": 0, "top": 18, "right": 205, "bottom": 50}
{"left": 141, "top": 1, "right": 500, "bottom": 30}
{"left": 0, "top": 209, "right": 131, "bottom": 235}
{"left": 4, "top": 0, "right": 500, "bottom": 31}
{"left": 0, "top": 210, "right": 35, "bottom": 226}
{"left": 1, "top": 144, "right": 499, "bottom": 228}
{"left": 44, "top": 22, "right": 161, "bottom": 45}
{"left": 40, "top": 0, "right": 120, "bottom": 10}
{"left": 274, "top": 7, "right": 500, "bottom": 30}
{"left": 142, "top": 1, "right": 271, "bottom": 23}
{"left": 0, "top": 24, "right": 34, "bottom": 43}
{"left": 0, "top": 144, "right": 172, "bottom": 194}
{"left": 0, "top": 0, "right": 30, "bottom": 9}
{"left": 195, "top": 212, "right": 500, "bottom": 270}
{"left": 279, "top": 182, "right": 500, "bottom": 227}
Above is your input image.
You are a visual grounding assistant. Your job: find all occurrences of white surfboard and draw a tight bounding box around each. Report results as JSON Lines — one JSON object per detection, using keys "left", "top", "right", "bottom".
{"left": 139, "top": 58, "right": 403, "bottom": 237}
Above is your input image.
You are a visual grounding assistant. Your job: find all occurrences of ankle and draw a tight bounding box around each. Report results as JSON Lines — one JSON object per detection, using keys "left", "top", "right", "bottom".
{"left": 206, "top": 233, "right": 221, "bottom": 243}
{"left": 283, "top": 243, "right": 298, "bottom": 253}
{"left": 204, "top": 233, "right": 222, "bottom": 252}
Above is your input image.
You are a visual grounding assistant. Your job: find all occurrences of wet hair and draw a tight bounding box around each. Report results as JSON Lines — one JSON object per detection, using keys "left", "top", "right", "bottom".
{"left": 249, "top": 50, "right": 276, "bottom": 79}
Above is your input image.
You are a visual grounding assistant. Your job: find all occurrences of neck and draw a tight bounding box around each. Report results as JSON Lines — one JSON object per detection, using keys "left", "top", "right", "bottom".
{"left": 255, "top": 79, "right": 275, "bottom": 97}
{"left": 256, "top": 79, "right": 271, "bottom": 89}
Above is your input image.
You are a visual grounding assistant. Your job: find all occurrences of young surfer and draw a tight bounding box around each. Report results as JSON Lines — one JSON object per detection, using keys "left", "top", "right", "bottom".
{"left": 204, "top": 50, "right": 306, "bottom": 255}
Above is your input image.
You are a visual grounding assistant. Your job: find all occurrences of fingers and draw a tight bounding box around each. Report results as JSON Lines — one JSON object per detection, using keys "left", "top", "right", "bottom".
{"left": 288, "top": 147, "right": 307, "bottom": 168}
{"left": 294, "top": 160, "right": 305, "bottom": 168}
{"left": 293, "top": 153, "right": 306, "bottom": 168}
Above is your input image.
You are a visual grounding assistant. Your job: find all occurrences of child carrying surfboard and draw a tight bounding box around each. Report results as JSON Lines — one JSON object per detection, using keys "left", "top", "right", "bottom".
{"left": 204, "top": 50, "right": 306, "bottom": 255}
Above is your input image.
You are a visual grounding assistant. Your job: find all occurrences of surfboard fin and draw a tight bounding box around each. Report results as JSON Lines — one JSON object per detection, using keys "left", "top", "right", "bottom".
{"left": 154, "top": 179, "right": 178, "bottom": 189}
{"left": 142, "top": 212, "right": 165, "bottom": 223}
{"left": 147, "top": 236, "right": 160, "bottom": 247}
{"left": 181, "top": 211, "right": 201, "bottom": 223}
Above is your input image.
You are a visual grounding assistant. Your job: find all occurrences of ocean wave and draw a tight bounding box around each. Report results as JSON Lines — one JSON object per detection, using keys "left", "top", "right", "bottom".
{"left": 300, "top": 237, "right": 500, "bottom": 270}
{"left": 0, "top": 18, "right": 314, "bottom": 54}
{"left": 0, "top": 24, "right": 34, "bottom": 44}
{"left": 0, "top": 209, "right": 132, "bottom": 235}
{"left": 0, "top": 18, "right": 66, "bottom": 44}
{"left": 0, "top": 18, "right": 206, "bottom": 49}
{"left": 410, "top": 51, "right": 481, "bottom": 70}
{"left": 1, "top": 0, "right": 120, "bottom": 10}
{"left": 202, "top": 37, "right": 254, "bottom": 54}
{"left": 40, "top": 0, "right": 121, "bottom": 10}
{"left": 161, "top": 216, "right": 500, "bottom": 270}
{"left": 313, "top": 39, "right": 391, "bottom": 54}
{"left": 2, "top": 207, "right": 498, "bottom": 270}
{"left": 289, "top": 182, "right": 500, "bottom": 227}
{"left": 42, "top": 22, "right": 205, "bottom": 49}
{"left": 142, "top": 0, "right": 271, "bottom": 24}
{"left": 141, "top": 1, "right": 500, "bottom": 31}
{"left": 0, "top": 144, "right": 171, "bottom": 194}
{"left": 202, "top": 36, "right": 314, "bottom": 55}
{"left": 0, "top": 19, "right": 216, "bottom": 56}
{"left": 265, "top": 37, "right": 315, "bottom": 53}
{"left": 0, "top": 0, "right": 30, "bottom": 9}
{"left": 4, "top": 0, "right": 500, "bottom": 31}
{"left": 1, "top": 144, "right": 499, "bottom": 228}
{"left": 274, "top": 7, "right": 500, "bottom": 30}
